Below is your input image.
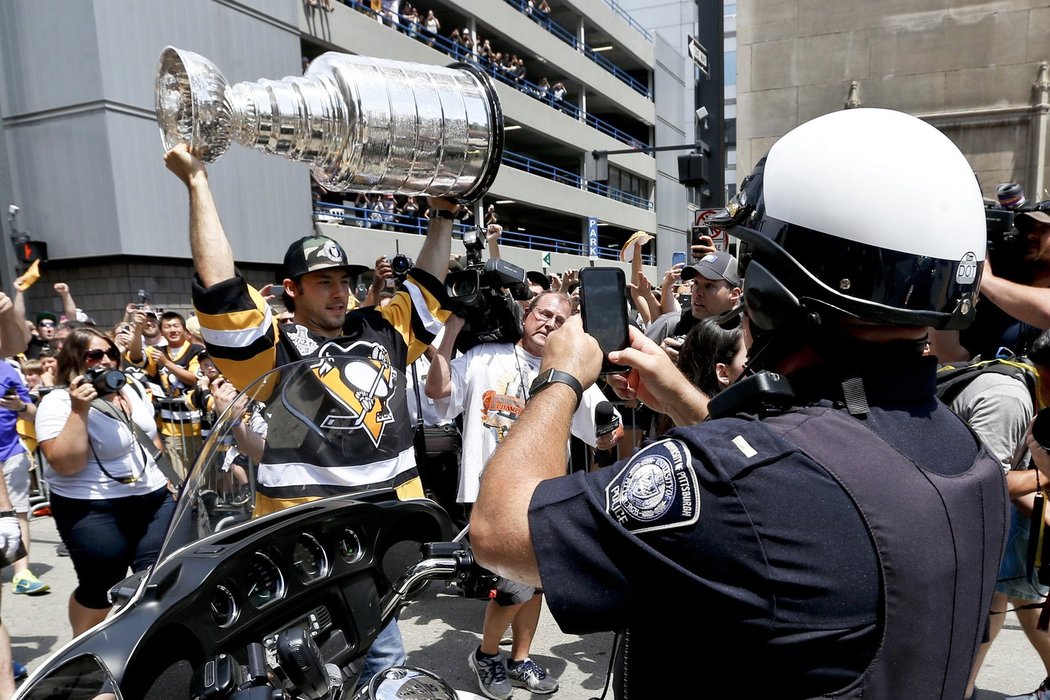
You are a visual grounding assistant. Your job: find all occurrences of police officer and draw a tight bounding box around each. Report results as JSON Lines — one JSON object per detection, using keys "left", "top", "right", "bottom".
{"left": 470, "top": 108, "right": 1008, "bottom": 698}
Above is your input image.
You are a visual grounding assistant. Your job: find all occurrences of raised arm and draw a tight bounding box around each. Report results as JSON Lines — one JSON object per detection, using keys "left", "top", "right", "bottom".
{"left": 0, "top": 293, "right": 27, "bottom": 358}
{"left": 164, "top": 144, "right": 236, "bottom": 287}
{"left": 363, "top": 257, "right": 392, "bottom": 308}
{"left": 424, "top": 314, "right": 464, "bottom": 400}
{"left": 979, "top": 267, "right": 1050, "bottom": 330}
{"left": 415, "top": 198, "right": 458, "bottom": 283}
{"left": 486, "top": 224, "right": 502, "bottom": 260}
{"left": 53, "top": 282, "right": 77, "bottom": 321}
{"left": 661, "top": 263, "right": 683, "bottom": 315}
{"left": 8, "top": 288, "right": 30, "bottom": 352}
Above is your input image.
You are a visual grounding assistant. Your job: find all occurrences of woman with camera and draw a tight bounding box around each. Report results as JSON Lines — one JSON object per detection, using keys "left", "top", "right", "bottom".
{"left": 35, "top": 327, "right": 175, "bottom": 635}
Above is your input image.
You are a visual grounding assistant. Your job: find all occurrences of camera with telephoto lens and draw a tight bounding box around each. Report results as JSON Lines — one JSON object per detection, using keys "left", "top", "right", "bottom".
{"left": 444, "top": 228, "right": 532, "bottom": 352}
{"left": 985, "top": 182, "right": 1035, "bottom": 283}
{"left": 84, "top": 367, "right": 127, "bottom": 397}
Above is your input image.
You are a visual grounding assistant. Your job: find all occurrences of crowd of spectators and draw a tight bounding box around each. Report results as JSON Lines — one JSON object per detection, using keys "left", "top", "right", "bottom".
{"left": 331, "top": 0, "right": 573, "bottom": 113}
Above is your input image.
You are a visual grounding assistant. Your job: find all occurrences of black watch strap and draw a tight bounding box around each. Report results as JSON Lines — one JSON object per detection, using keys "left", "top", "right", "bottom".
{"left": 529, "top": 369, "right": 583, "bottom": 411}
{"left": 0, "top": 510, "right": 15, "bottom": 518}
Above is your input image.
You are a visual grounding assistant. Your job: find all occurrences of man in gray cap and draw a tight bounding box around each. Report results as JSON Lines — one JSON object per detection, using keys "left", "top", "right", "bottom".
{"left": 644, "top": 250, "right": 742, "bottom": 361}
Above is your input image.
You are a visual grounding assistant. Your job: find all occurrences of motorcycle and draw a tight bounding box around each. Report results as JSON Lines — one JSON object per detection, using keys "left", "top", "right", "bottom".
{"left": 15, "top": 357, "right": 492, "bottom": 700}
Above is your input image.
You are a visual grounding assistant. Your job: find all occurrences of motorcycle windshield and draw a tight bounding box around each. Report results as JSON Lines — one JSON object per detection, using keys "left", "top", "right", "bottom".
{"left": 155, "top": 355, "right": 411, "bottom": 566}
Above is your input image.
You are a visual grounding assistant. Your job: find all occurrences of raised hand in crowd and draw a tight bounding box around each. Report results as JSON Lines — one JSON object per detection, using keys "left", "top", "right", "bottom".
{"left": 626, "top": 272, "right": 654, "bottom": 326}
{"left": 691, "top": 234, "right": 716, "bottom": 261}
{"left": 486, "top": 223, "right": 502, "bottom": 260}
{"left": 559, "top": 268, "right": 578, "bottom": 291}
{"left": 607, "top": 325, "right": 709, "bottom": 426}
{"left": 53, "top": 282, "right": 78, "bottom": 321}
{"left": 661, "top": 262, "right": 685, "bottom": 314}
{"left": 363, "top": 256, "right": 394, "bottom": 307}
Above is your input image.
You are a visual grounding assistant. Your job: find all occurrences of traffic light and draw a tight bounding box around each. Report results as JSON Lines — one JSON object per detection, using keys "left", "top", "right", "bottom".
{"left": 14, "top": 240, "right": 47, "bottom": 265}
{"left": 677, "top": 140, "right": 711, "bottom": 192}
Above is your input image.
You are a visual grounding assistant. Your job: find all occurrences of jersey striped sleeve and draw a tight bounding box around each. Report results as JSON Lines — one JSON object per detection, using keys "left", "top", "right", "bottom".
{"left": 192, "top": 274, "right": 278, "bottom": 393}
{"left": 380, "top": 268, "right": 451, "bottom": 364}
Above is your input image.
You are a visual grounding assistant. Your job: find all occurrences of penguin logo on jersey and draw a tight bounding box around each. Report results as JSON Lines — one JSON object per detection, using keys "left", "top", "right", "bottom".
{"left": 312, "top": 341, "right": 395, "bottom": 447}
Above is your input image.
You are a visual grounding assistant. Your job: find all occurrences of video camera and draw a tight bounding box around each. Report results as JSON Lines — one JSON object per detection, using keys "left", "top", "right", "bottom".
{"left": 986, "top": 182, "right": 1036, "bottom": 282}
{"left": 444, "top": 228, "right": 531, "bottom": 351}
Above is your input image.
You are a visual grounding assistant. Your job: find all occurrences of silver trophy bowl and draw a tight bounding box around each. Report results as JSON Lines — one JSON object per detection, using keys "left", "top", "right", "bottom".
{"left": 155, "top": 46, "right": 504, "bottom": 202}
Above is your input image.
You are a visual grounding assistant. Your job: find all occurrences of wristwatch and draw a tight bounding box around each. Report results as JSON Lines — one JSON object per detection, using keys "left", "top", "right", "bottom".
{"left": 0, "top": 511, "right": 15, "bottom": 518}
{"left": 529, "top": 369, "right": 583, "bottom": 411}
{"left": 430, "top": 209, "right": 457, "bottom": 220}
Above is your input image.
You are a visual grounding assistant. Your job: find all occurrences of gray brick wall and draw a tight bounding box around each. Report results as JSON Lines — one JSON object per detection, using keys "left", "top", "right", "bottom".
{"left": 21, "top": 258, "right": 278, "bottom": 329}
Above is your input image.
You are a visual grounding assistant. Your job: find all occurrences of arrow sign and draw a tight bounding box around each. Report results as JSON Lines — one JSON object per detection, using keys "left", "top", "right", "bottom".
{"left": 542, "top": 251, "right": 551, "bottom": 268}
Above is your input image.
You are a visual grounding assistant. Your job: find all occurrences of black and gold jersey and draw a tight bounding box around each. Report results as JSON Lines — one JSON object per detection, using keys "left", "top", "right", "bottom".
{"left": 192, "top": 269, "right": 450, "bottom": 500}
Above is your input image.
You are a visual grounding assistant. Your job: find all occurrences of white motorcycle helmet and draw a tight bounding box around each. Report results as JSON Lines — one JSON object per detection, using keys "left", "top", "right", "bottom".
{"left": 711, "top": 108, "right": 985, "bottom": 333}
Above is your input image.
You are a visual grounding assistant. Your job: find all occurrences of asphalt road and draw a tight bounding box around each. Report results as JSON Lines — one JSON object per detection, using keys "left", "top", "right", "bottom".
{"left": 4, "top": 516, "right": 1047, "bottom": 699}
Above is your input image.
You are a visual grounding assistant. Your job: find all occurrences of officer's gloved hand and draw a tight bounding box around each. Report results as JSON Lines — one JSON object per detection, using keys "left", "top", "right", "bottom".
{"left": 0, "top": 513, "right": 22, "bottom": 562}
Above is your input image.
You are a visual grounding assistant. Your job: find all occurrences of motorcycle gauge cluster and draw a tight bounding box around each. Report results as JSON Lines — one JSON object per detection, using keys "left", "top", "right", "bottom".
{"left": 246, "top": 551, "right": 286, "bottom": 609}
{"left": 292, "top": 533, "right": 330, "bottom": 583}
{"left": 209, "top": 583, "right": 239, "bottom": 628}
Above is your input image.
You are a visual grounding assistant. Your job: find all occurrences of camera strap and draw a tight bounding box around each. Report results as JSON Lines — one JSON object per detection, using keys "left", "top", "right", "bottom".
{"left": 90, "top": 395, "right": 182, "bottom": 486}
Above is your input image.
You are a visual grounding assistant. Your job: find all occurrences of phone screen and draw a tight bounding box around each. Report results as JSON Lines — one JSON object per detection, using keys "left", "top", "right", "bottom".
{"left": 579, "top": 267, "right": 629, "bottom": 374}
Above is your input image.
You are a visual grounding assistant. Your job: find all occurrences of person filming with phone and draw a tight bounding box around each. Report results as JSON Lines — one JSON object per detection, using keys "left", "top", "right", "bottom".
{"left": 426, "top": 287, "right": 621, "bottom": 699}
{"left": 470, "top": 109, "right": 1007, "bottom": 699}
{"left": 34, "top": 327, "right": 175, "bottom": 636}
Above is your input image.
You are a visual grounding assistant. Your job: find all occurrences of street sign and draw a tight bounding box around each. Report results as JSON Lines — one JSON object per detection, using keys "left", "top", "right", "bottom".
{"left": 708, "top": 228, "right": 727, "bottom": 252}
{"left": 688, "top": 35, "right": 709, "bottom": 78}
{"left": 541, "top": 251, "right": 551, "bottom": 268}
{"left": 587, "top": 218, "right": 599, "bottom": 260}
{"left": 694, "top": 208, "right": 719, "bottom": 226}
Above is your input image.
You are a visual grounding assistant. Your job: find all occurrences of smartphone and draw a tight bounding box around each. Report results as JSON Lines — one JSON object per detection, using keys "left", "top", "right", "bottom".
{"left": 671, "top": 250, "right": 687, "bottom": 268}
{"left": 3, "top": 387, "right": 16, "bottom": 398}
{"left": 579, "top": 267, "right": 629, "bottom": 375}
{"left": 690, "top": 225, "right": 708, "bottom": 249}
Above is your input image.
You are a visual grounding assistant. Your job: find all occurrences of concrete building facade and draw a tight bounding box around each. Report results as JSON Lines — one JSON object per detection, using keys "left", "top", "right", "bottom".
{"left": 0, "top": 0, "right": 678, "bottom": 325}
{"left": 736, "top": 1, "right": 1050, "bottom": 201}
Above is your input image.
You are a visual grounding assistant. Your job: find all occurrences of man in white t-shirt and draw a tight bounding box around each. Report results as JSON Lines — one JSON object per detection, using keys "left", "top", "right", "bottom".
{"left": 426, "top": 290, "right": 621, "bottom": 699}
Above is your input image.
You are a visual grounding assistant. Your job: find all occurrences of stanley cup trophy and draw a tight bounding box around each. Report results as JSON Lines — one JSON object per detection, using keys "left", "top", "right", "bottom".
{"left": 155, "top": 47, "right": 504, "bottom": 202}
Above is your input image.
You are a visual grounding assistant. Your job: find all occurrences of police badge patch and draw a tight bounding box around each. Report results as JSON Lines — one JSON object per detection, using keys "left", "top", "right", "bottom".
{"left": 606, "top": 439, "right": 699, "bottom": 534}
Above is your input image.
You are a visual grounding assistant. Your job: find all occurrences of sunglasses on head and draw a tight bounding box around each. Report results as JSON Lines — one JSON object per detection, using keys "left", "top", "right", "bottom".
{"left": 38, "top": 321, "right": 55, "bottom": 327}
{"left": 84, "top": 348, "right": 120, "bottom": 363}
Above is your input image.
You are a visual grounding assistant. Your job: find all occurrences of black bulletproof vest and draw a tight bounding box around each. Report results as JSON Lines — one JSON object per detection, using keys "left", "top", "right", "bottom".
{"left": 765, "top": 407, "right": 1006, "bottom": 699}
{"left": 612, "top": 405, "right": 1006, "bottom": 699}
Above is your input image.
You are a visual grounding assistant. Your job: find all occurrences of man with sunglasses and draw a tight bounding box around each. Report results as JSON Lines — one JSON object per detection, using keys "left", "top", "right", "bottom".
{"left": 426, "top": 290, "right": 621, "bottom": 699}
{"left": 24, "top": 312, "right": 57, "bottom": 360}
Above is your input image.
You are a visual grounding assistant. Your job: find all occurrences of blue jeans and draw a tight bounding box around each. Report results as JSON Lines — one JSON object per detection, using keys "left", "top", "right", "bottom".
{"left": 358, "top": 618, "right": 406, "bottom": 688}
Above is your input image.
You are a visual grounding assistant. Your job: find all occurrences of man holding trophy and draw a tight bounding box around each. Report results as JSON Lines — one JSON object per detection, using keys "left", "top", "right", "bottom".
{"left": 157, "top": 46, "right": 505, "bottom": 687}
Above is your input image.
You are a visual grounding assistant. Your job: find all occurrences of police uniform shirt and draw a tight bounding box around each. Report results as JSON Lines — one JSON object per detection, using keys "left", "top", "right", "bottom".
{"left": 528, "top": 353, "right": 989, "bottom": 696}
{"left": 191, "top": 269, "right": 450, "bottom": 499}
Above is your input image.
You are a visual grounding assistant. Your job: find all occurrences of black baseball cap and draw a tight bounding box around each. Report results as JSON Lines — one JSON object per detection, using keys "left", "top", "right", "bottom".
{"left": 680, "top": 251, "right": 741, "bottom": 287}
{"left": 282, "top": 235, "right": 366, "bottom": 280}
{"left": 35, "top": 311, "right": 57, "bottom": 325}
{"left": 525, "top": 270, "right": 551, "bottom": 290}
